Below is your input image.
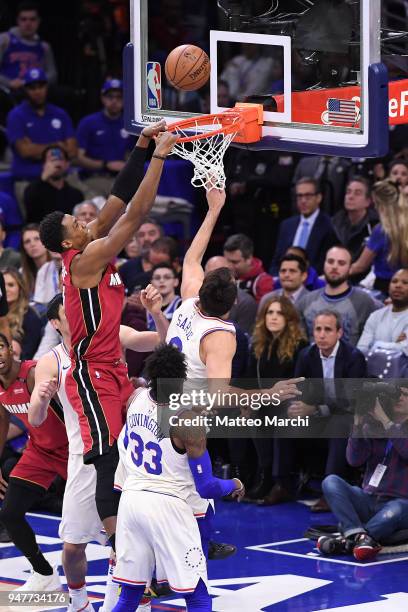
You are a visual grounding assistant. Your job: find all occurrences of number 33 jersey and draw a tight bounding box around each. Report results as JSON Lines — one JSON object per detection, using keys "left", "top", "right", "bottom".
{"left": 116, "top": 387, "right": 198, "bottom": 503}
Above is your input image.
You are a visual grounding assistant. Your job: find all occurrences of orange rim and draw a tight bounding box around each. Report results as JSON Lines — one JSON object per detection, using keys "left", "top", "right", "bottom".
{"left": 167, "top": 111, "right": 245, "bottom": 143}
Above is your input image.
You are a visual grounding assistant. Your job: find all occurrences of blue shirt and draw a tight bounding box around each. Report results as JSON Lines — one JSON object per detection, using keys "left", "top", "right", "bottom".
{"left": 0, "top": 191, "right": 23, "bottom": 248}
{"left": 0, "top": 31, "right": 44, "bottom": 80}
{"left": 77, "top": 111, "right": 134, "bottom": 169}
{"left": 6, "top": 101, "right": 75, "bottom": 180}
{"left": 367, "top": 224, "right": 399, "bottom": 280}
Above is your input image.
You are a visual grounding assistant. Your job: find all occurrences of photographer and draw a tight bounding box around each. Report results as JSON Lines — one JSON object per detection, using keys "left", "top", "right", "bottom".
{"left": 319, "top": 383, "right": 408, "bottom": 562}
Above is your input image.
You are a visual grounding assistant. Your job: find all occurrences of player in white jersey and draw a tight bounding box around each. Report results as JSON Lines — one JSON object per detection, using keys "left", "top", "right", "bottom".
{"left": 29, "top": 288, "right": 170, "bottom": 612}
{"left": 112, "top": 343, "right": 244, "bottom": 612}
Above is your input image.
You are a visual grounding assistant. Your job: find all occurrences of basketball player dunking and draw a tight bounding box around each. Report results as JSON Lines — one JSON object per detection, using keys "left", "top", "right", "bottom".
{"left": 38, "top": 128, "right": 177, "bottom": 554}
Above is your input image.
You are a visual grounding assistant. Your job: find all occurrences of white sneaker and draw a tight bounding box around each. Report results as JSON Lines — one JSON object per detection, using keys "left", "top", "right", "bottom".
{"left": 15, "top": 565, "right": 62, "bottom": 592}
{"left": 100, "top": 598, "right": 150, "bottom": 612}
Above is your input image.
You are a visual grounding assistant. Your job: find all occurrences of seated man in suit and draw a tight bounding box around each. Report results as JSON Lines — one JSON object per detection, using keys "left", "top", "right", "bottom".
{"left": 269, "top": 177, "right": 338, "bottom": 275}
{"left": 265, "top": 310, "right": 367, "bottom": 509}
{"left": 259, "top": 253, "right": 309, "bottom": 312}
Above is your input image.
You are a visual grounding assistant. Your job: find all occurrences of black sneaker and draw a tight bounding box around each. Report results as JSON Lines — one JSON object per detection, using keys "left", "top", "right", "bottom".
{"left": 208, "top": 540, "right": 237, "bottom": 560}
{"left": 149, "top": 578, "right": 172, "bottom": 598}
{"left": 353, "top": 533, "right": 382, "bottom": 561}
{"left": 317, "top": 535, "right": 354, "bottom": 556}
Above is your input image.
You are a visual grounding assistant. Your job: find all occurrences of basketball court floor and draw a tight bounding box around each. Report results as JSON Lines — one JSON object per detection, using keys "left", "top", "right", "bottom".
{"left": 1, "top": 500, "right": 407, "bottom": 611}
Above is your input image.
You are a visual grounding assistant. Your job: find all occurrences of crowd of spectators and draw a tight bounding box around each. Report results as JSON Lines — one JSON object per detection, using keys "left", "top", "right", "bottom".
{"left": 0, "top": 0, "right": 408, "bottom": 557}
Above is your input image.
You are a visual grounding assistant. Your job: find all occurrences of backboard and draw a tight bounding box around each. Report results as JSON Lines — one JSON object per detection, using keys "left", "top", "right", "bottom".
{"left": 124, "top": 0, "right": 391, "bottom": 157}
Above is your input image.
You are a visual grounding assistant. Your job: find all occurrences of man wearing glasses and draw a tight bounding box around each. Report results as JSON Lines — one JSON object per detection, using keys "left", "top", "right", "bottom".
{"left": 270, "top": 177, "right": 337, "bottom": 275}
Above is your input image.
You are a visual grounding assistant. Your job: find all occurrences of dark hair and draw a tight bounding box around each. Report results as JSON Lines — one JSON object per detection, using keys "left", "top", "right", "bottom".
{"left": 346, "top": 175, "right": 371, "bottom": 198}
{"left": 17, "top": 1, "right": 39, "bottom": 15}
{"left": 279, "top": 254, "right": 307, "bottom": 274}
{"left": 42, "top": 145, "right": 68, "bottom": 163}
{"left": 21, "top": 223, "right": 51, "bottom": 294}
{"left": 295, "top": 176, "right": 321, "bottom": 194}
{"left": 39, "top": 211, "right": 66, "bottom": 253}
{"left": 145, "top": 343, "right": 187, "bottom": 402}
{"left": 286, "top": 246, "right": 309, "bottom": 265}
{"left": 223, "top": 233, "right": 254, "bottom": 259}
{"left": 47, "top": 293, "right": 63, "bottom": 322}
{"left": 139, "top": 217, "right": 163, "bottom": 233}
{"left": 0, "top": 333, "right": 10, "bottom": 347}
{"left": 199, "top": 268, "right": 237, "bottom": 317}
{"left": 388, "top": 159, "right": 408, "bottom": 173}
{"left": 150, "top": 237, "right": 178, "bottom": 261}
{"left": 151, "top": 262, "right": 176, "bottom": 276}
{"left": 314, "top": 309, "right": 342, "bottom": 330}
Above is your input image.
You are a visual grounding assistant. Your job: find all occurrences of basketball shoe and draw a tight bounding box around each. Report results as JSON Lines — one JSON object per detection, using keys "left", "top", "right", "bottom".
{"left": 15, "top": 565, "right": 62, "bottom": 591}
{"left": 352, "top": 533, "right": 382, "bottom": 561}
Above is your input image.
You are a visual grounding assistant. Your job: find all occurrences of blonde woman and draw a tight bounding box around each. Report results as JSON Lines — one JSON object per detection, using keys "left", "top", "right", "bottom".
{"left": 350, "top": 179, "right": 408, "bottom": 295}
{"left": 20, "top": 224, "right": 51, "bottom": 298}
{"left": 3, "top": 269, "right": 42, "bottom": 359}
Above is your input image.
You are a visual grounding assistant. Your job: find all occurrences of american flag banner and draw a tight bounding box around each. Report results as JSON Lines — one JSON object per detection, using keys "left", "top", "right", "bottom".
{"left": 327, "top": 98, "right": 357, "bottom": 124}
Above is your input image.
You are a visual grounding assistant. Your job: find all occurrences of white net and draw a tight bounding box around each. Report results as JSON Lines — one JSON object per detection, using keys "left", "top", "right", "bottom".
{"left": 170, "top": 115, "right": 241, "bottom": 191}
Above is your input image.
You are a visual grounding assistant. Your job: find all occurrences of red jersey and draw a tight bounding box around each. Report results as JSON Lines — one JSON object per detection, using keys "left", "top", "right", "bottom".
{"left": 62, "top": 249, "right": 124, "bottom": 363}
{"left": 0, "top": 360, "right": 68, "bottom": 452}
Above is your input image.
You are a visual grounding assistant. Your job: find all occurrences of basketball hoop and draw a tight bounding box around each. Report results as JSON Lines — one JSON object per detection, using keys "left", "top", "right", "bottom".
{"left": 167, "top": 105, "right": 263, "bottom": 191}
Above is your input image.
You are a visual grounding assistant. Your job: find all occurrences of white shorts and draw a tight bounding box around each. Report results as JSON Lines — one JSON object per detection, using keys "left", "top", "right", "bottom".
{"left": 59, "top": 453, "right": 107, "bottom": 545}
{"left": 113, "top": 490, "right": 208, "bottom": 593}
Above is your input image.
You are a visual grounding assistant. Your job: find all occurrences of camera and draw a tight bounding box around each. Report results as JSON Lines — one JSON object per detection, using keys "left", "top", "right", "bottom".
{"left": 355, "top": 381, "right": 401, "bottom": 418}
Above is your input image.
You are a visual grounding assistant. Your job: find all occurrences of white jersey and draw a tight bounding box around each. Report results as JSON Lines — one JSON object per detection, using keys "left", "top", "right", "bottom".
{"left": 117, "top": 388, "right": 208, "bottom": 517}
{"left": 52, "top": 343, "right": 83, "bottom": 455}
{"left": 166, "top": 297, "right": 236, "bottom": 379}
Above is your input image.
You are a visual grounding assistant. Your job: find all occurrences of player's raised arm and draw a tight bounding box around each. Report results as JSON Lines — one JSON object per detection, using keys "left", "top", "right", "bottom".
{"left": 73, "top": 132, "right": 177, "bottom": 276}
{"left": 28, "top": 353, "right": 59, "bottom": 427}
{"left": 88, "top": 121, "right": 168, "bottom": 240}
{"left": 181, "top": 187, "right": 226, "bottom": 300}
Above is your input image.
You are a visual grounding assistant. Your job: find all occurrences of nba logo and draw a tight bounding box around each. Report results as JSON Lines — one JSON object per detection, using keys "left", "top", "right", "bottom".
{"left": 146, "top": 62, "right": 162, "bottom": 110}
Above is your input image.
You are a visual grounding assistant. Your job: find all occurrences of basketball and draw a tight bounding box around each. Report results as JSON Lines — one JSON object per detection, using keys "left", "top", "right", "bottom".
{"left": 165, "top": 44, "right": 210, "bottom": 91}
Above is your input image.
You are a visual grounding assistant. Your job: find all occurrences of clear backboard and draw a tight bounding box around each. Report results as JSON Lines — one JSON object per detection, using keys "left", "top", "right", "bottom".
{"left": 124, "top": 0, "right": 391, "bottom": 157}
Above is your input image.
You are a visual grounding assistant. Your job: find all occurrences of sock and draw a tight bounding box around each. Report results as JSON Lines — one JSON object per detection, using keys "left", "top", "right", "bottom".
{"left": 112, "top": 584, "right": 145, "bottom": 612}
{"left": 102, "top": 556, "right": 119, "bottom": 610}
{"left": 27, "top": 549, "right": 53, "bottom": 576}
{"left": 68, "top": 582, "right": 88, "bottom": 611}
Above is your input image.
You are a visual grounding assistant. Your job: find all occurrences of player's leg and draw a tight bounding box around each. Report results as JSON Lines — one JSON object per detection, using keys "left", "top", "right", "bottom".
{"left": 62, "top": 543, "right": 94, "bottom": 612}
{"left": 112, "top": 584, "right": 145, "bottom": 612}
{"left": 184, "top": 578, "right": 212, "bottom": 611}
{"left": 0, "top": 478, "right": 61, "bottom": 590}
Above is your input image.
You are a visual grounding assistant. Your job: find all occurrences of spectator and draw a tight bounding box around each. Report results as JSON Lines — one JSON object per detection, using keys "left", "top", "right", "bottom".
{"left": 292, "top": 155, "right": 350, "bottom": 215}
{"left": 119, "top": 217, "right": 163, "bottom": 294}
{"left": 223, "top": 233, "right": 274, "bottom": 302}
{"left": 3, "top": 268, "right": 42, "bottom": 359}
{"left": 350, "top": 180, "right": 408, "bottom": 295}
{"left": 148, "top": 237, "right": 181, "bottom": 277}
{"left": 358, "top": 268, "right": 408, "bottom": 356}
{"left": 73, "top": 200, "right": 99, "bottom": 224}
{"left": 285, "top": 246, "right": 325, "bottom": 291}
{"left": 76, "top": 78, "right": 134, "bottom": 197}
{"left": 270, "top": 177, "right": 338, "bottom": 275}
{"left": 220, "top": 43, "right": 275, "bottom": 102}
{"left": 246, "top": 296, "right": 308, "bottom": 503}
{"left": 388, "top": 159, "right": 408, "bottom": 187}
{"left": 0, "top": 1, "right": 57, "bottom": 92}
{"left": 6, "top": 67, "right": 77, "bottom": 200}
{"left": 148, "top": 263, "right": 181, "bottom": 331}
{"left": 23, "top": 145, "right": 84, "bottom": 223}
{"left": 320, "top": 385, "right": 408, "bottom": 561}
{"left": 20, "top": 223, "right": 50, "bottom": 296}
{"left": 0, "top": 192, "right": 24, "bottom": 251}
{"left": 288, "top": 310, "right": 367, "bottom": 511}
{"left": 298, "top": 246, "right": 381, "bottom": 346}
{"left": 332, "top": 177, "right": 379, "bottom": 276}
{"left": 0, "top": 217, "right": 21, "bottom": 269}
{"left": 205, "top": 256, "right": 257, "bottom": 335}
{"left": 33, "top": 252, "right": 61, "bottom": 312}
{"left": 259, "top": 254, "right": 308, "bottom": 311}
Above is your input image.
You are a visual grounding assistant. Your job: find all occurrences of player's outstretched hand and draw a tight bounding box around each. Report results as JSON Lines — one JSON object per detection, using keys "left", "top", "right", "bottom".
{"left": 154, "top": 131, "right": 178, "bottom": 157}
{"left": 141, "top": 119, "right": 167, "bottom": 139}
{"left": 0, "top": 468, "right": 7, "bottom": 500}
{"left": 206, "top": 185, "right": 226, "bottom": 212}
{"left": 38, "top": 378, "right": 58, "bottom": 402}
{"left": 140, "top": 283, "right": 163, "bottom": 314}
{"left": 230, "top": 478, "right": 245, "bottom": 502}
{"left": 270, "top": 377, "right": 304, "bottom": 402}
